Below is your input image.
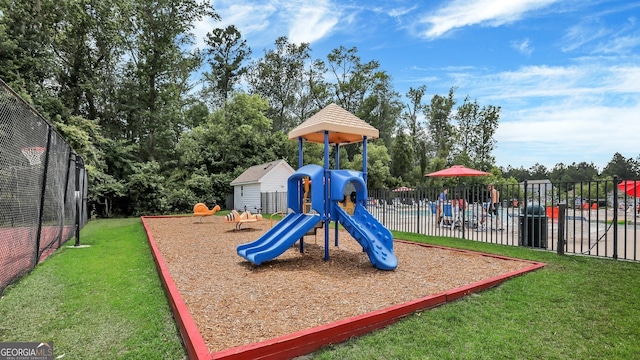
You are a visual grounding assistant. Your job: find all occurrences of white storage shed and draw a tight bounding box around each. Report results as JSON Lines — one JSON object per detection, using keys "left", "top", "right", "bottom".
{"left": 230, "top": 159, "right": 295, "bottom": 213}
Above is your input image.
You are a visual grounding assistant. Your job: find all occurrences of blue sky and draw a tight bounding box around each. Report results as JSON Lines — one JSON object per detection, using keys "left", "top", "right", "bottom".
{"left": 199, "top": 0, "right": 640, "bottom": 172}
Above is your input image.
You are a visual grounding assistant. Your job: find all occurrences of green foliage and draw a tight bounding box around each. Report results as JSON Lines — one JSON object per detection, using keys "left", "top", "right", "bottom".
{"left": 573, "top": 179, "right": 612, "bottom": 200}
{"left": 301, "top": 142, "right": 326, "bottom": 166}
{"left": 165, "top": 187, "right": 199, "bottom": 213}
{"left": 389, "top": 130, "right": 414, "bottom": 182}
{"left": 126, "top": 161, "right": 167, "bottom": 215}
{"left": 246, "top": 37, "right": 316, "bottom": 131}
{"left": 0, "top": 0, "right": 59, "bottom": 95}
{"left": 54, "top": 115, "right": 105, "bottom": 167}
{"left": 90, "top": 170, "right": 126, "bottom": 218}
{"left": 425, "top": 157, "right": 449, "bottom": 187}
{"left": 452, "top": 96, "right": 500, "bottom": 170}
{"left": 550, "top": 162, "right": 600, "bottom": 184}
{"left": 356, "top": 74, "right": 402, "bottom": 148}
{"left": 202, "top": 25, "right": 252, "bottom": 106}
{"left": 427, "top": 87, "right": 457, "bottom": 160}
{"left": 601, "top": 153, "right": 640, "bottom": 179}
{"left": 349, "top": 143, "right": 393, "bottom": 189}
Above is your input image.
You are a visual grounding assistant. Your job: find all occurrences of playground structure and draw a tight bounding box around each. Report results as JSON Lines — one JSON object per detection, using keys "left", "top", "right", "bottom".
{"left": 192, "top": 203, "right": 220, "bottom": 222}
{"left": 237, "top": 104, "right": 398, "bottom": 270}
{"left": 223, "top": 209, "right": 263, "bottom": 230}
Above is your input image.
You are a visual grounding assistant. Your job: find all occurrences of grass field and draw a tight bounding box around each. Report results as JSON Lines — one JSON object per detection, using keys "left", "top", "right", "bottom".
{"left": 1, "top": 218, "right": 640, "bottom": 359}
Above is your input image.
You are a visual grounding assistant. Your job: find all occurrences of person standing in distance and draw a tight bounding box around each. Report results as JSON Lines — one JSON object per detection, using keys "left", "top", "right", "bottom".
{"left": 436, "top": 187, "right": 448, "bottom": 225}
{"left": 488, "top": 183, "right": 502, "bottom": 230}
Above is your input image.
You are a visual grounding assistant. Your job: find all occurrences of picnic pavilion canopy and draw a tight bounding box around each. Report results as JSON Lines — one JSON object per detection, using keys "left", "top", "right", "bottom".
{"left": 288, "top": 103, "right": 379, "bottom": 145}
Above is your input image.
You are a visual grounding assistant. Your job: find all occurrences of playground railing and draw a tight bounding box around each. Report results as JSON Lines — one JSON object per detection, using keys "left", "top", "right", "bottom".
{"left": 0, "top": 79, "right": 88, "bottom": 295}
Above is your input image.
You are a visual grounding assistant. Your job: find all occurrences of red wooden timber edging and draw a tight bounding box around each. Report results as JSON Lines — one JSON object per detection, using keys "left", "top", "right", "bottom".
{"left": 142, "top": 216, "right": 546, "bottom": 360}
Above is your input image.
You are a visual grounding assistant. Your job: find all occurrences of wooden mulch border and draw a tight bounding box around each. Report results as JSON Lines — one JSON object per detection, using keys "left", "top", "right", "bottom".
{"left": 141, "top": 216, "right": 545, "bottom": 360}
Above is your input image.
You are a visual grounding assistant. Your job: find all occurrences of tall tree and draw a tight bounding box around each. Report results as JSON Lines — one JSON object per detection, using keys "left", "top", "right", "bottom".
{"left": 246, "top": 37, "right": 315, "bottom": 132}
{"left": 529, "top": 163, "right": 549, "bottom": 180}
{"left": 201, "top": 25, "right": 251, "bottom": 108}
{"left": 325, "top": 46, "right": 375, "bottom": 113}
{"left": 474, "top": 104, "right": 500, "bottom": 170}
{"left": 116, "top": 0, "right": 215, "bottom": 163}
{"left": 178, "top": 93, "right": 293, "bottom": 173}
{"left": 0, "top": 0, "right": 61, "bottom": 109}
{"left": 403, "top": 85, "right": 428, "bottom": 163}
{"left": 501, "top": 165, "right": 531, "bottom": 182}
{"left": 357, "top": 74, "right": 402, "bottom": 147}
{"left": 52, "top": 0, "right": 122, "bottom": 123}
{"left": 602, "top": 153, "right": 639, "bottom": 179}
{"left": 426, "top": 87, "right": 456, "bottom": 160}
{"left": 452, "top": 96, "right": 479, "bottom": 165}
{"left": 389, "top": 129, "right": 414, "bottom": 182}
{"left": 349, "top": 143, "right": 393, "bottom": 189}
{"left": 324, "top": 46, "right": 401, "bottom": 151}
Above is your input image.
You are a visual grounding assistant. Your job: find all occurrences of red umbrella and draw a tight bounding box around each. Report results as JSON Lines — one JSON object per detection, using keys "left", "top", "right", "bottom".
{"left": 618, "top": 180, "right": 640, "bottom": 197}
{"left": 425, "top": 165, "right": 490, "bottom": 177}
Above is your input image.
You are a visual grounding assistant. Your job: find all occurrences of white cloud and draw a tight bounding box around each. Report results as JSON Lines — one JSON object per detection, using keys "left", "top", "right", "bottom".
{"left": 561, "top": 23, "right": 610, "bottom": 52}
{"left": 593, "top": 34, "right": 640, "bottom": 54}
{"left": 562, "top": 11, "right": 639, "bottom": 55}
{"left": 416, "top": 0, "right": 559, "bottom": 39}
{"left": 456, "top": 63, "right": 640, "bottom": 105}
{"left": 495, "top": 102, "right": 640, "bottom": 169}
{"left": 287, "top": 3, "right": 340, "bottom": 44}
{"left": 203, "top": 0, "right": 343, "bottom": 50}
{"left": 511, "top": 39, "right": 533, "bottom": 56}
{"left": 458, "top": 62, "right": 640, "bottom": 170}
{"left": 388, "top": 6, "right": 417, "bottom": 18}
{"left": 407, "top": 59, "right": 640, "bottom": 169}
{"left": 193, "top": 3, "right": 277, "bottom": 50}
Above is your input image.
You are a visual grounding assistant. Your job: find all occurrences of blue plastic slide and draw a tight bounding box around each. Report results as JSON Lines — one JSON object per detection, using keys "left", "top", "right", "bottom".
{"left": 335, "top": 204, "right": 398, "bottom": 270}
{"left": 237, "top": 213, "right": 321, "bottom": 266}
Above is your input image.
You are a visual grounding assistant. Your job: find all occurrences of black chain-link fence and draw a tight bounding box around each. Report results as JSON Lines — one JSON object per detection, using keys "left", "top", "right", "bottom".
{"left": 0, "top": 80, "right": 88, "bottom": 295}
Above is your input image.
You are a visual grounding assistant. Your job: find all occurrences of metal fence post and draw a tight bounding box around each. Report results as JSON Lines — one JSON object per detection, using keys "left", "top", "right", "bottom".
{"left": 613, "top": 176, "right": 618, "bottom": 260}
{"left": 557, "top": 204, "right": 566, "bottom": 255}
{"left": 522, "top": 180, "right": 528, "bottom": 246}
{"left": 34, "top": 127, "right": 53, "bottom": 266}
{"left": 59, "top": 152, "right": 74, "bottom": 248}
{"left": 75, "top": 155, "right": 84, "bottom": 246}
{"left": 416, "top": 190, "right": 421, "bottom": 234}
{"left": 461, "top": 183, "right": 467, "bottom": 240}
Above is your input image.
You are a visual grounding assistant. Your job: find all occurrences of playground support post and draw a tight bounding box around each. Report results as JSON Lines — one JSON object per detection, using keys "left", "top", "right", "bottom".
{"left": 334, "top": 143, "right": 339, "bottom": 246}
{"left": 323, "top": 131, "right": 330, "bottom": 261}
{"left": 362, "top": 136, "right": 368, "bottom": 188}
{"left": 298, "top": 138, "right": 303, "bottom": 168}
{"left": 298, "top": 137, "right": 304, "bottom": 253}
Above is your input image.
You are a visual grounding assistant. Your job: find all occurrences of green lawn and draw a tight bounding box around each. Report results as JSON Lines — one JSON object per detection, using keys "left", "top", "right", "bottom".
{"left": 0, "top": 218, "right": 186, "bottom": 360}
{"left": 1, "top": 219, "right": 639, "bottom": 359}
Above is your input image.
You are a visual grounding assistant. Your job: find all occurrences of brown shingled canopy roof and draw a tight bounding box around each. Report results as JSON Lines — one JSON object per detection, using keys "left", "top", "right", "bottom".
{"left": 288, "top": 103, "right": 379, "bottom": 145}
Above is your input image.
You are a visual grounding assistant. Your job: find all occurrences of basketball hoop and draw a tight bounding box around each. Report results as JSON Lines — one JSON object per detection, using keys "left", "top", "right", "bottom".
{"left": 21, "top": 147, "right": 46, "bottom": 166}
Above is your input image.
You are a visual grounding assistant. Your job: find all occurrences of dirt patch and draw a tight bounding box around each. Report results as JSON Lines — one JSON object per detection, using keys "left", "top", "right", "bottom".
{"left": 144, "top": 216, "right": 532, "bottom": 353}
